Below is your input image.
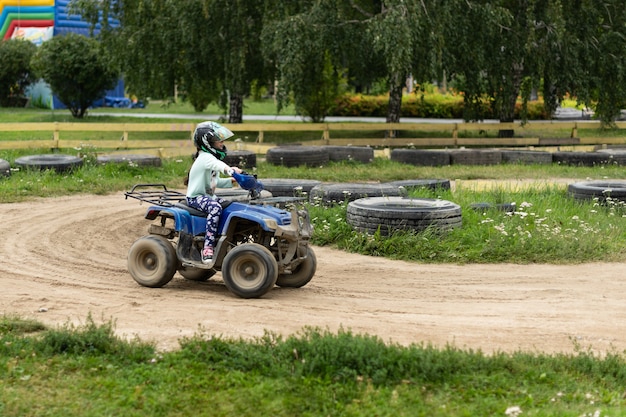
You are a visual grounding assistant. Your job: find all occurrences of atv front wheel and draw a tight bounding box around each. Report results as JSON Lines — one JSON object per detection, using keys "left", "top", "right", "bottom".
{"left": 128, "top": 235, "right": 177, "bottom": 287}
{"left": 276, "top": 246, "right": 316, "bottom": 288}
{"left": 222, "top": 243, "right": 278, "bottom": 298}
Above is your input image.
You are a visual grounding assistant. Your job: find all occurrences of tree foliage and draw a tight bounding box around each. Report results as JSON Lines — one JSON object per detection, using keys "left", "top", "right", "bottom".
{"left": 69, "top": 0, "right": 626, "bottom": 125}
{"left": 0, "top": 39, "right": 37, "bottom": 107}
{"left": 31, "top": 33, "right": 118, "bottom": 118}
{"left": 72, "top": 0, "right": 269, "bottom": 122}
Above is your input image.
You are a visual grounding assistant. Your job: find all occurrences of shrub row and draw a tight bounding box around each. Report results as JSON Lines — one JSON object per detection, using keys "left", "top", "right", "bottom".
{"left": 330, "top": 94, "right": 549, "bottom": 120}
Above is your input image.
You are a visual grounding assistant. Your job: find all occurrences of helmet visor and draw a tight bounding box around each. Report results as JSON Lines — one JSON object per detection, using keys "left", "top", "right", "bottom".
{"left": 201, "top": 121, "right": 234, "bottom": 142}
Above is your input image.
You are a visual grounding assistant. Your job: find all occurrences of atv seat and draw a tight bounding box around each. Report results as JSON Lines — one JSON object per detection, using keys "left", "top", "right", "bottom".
{"left": 175, "top": 199, "right": 232, "bottom": 217}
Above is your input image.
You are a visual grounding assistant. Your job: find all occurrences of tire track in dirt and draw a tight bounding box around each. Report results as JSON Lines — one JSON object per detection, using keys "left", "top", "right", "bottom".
{"left": 1, "top": 192, "right": 626, "bottom": 354}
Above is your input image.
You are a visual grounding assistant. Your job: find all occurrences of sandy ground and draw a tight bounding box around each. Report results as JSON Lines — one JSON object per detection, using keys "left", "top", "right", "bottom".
{"left": 1, "top": 190, "right": 625, "bottom": 355}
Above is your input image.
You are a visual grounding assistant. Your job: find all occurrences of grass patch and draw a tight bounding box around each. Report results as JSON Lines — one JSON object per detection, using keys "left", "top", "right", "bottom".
{"left": 308, "top": 182, "right": 626, "bottom": 263}
{"left": 1, "top": 316, "right": 625, "bottom": 416}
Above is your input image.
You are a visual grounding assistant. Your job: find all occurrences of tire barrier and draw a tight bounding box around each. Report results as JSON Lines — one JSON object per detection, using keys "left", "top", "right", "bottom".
{"left": 469, "top": 202, "right": 516, "bottom": 212}
{"left": 216, "top": 188, "right": 272, "bottom": 201}
{"left": 385, "top": 179, "right": 451, "bottom": 191}
{"left": 0, "top": 158, "right": 10, "bottom": 178}
{"left": 266, "top": 146, "right": 329, "bottom": 167}
{"left": 567, "top": 180, "right": 626, "bottom": 203}
{"left": 346, "top": 196, "right": 463, "bottom": 236}
{"left": 223, "top": 150, "right": 257, "bottom": 169}
{"left": 14, "top": 154, "right": 83, "bottom": 173}
{"left": 593, "top": 149, "right": 626, "bottom": 166}
{"left": 260, "top": 178, "right": 322, "bottom": 197}
{"left": 501, "top": 150, "right": 553, "bottom": 165}
{"left": 97, "top": 154, "right": 162, "bottom": 167}
{"left": 553, "top": 151, "right": 625, "bottom": 167}
{"left": 448, "top": 149, "right": 502, "bottom": 165}
{"left": 250, "top": 196, "right": 308, "bottom": 209}
{"left": 309, "top": 182, "right": 407, "bottom": 206}
{"left": 390, "top": 149, "right": 451, "bottom": 166}
{"left": 323, "top": 146, "right": 374, "bottom": 163}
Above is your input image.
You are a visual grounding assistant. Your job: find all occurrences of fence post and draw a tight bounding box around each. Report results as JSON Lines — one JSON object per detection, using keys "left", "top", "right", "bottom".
{"left": 323, "top": 124, "right": 330, "bottom": 144}
{"left": 571, "top": 123, "right": 578, "bottom": 138}
{"left": 53, "top": 122, "right": 59, "bottom": 149}
{"left": 453, "top": 123, "right": 458, "bottom": 146}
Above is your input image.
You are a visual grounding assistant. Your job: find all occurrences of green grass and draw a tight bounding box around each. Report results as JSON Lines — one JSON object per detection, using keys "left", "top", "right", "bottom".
{"left": 308, "top": 180, "right": 626, "bottom": 263}
{"left": 2, "top": 315, "right": 626, "bottom": 416}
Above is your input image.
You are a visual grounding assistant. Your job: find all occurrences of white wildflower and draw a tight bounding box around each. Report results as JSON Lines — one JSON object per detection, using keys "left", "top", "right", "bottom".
{"left": 504, "top": 405, "right": 522, "bottom": 417}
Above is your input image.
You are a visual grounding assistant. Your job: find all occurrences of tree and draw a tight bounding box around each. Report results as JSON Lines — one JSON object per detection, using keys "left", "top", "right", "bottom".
{"left": 368, "top": 0, "right": 434, "bottom": 124}
{"left": 262, "top": 0, "right": 435, "bottom": 123}
{"left": 72, "top": 0, "right": 270, "bottom": 123}
{"left": 31, "top": 34, "right": 118, "bottom": 118}
{"left": 0, "top": 39, "right": 37, "bottom": 107}
{"left": 262, "top": 1, "right": 350, "bottom": 122}
{"left": 562, "top": 0, "right": 626, "bottom": 125}
{"left": 440, "top": 0, "right": 565, "bottom": 128}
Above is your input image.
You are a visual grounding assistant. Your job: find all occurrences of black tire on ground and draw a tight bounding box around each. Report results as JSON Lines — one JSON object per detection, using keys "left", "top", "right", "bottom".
{"left": 346, "top": 197, "right": 462, "bottom": 236}
{"left": 593, "top": 149, "right": 626, "bottom": 165}
{"left": 567, "top": 180, "right": 626, "bottom": 203}
{"left": 215, "top": 188, "right": 272, "bottom": 201}
{"left": 309, "top": 183, "right": 408, "bottom": 206}
{"left": 250, "top": 196, "right": 307, "bottom": 209}
{"left": 553, "top": 152, "right": 615, "bottom": 167}
{"left": 469, "top": 202, "right": 516, "bottom": 212}
{"left": 385, "top": 179, "right": 451, "bottom": 191}
{"left": 449, "top": 149, "right": 502, "bottom": 165}
{"left": 127, "top": 235, "right": 177, "bottom": 288}
{"left": 178, "top": 266, "right": 217, "bottom": 281}
{"left": 390, "top": 149, "right": 451, "bottom": 166}
{"left": 266, "top": 146, "right": 330, "bottom": 167}
{"left": 323, "top": 146, "right": 374, "bottom": 163}
{"left": 14, "top": 154, "right": 83, "bottom": 173}
{"left": 223, "top": 150, "right": 257, "bottom": 169}
{"left": 276, "top": 246, "right": 317, "bottom": 288}
{"left": 259, "top": 178, "right": 322, "bottom": 197}
{"left": 97, "top": 154, "right": 162, "bottom": 167}
{"left": 221, "top": 243, "right": 278, "bottom": 299}
{"left": 501, "top": 150, "right": 553, "bottom": 165}
{"left": 0, "top": 158, "right": 10, "bottom": 178}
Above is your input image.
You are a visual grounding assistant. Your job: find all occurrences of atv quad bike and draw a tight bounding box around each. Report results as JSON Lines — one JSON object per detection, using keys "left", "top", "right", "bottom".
{"left": 124, "top": 172, "right": 316, "bottom": 298}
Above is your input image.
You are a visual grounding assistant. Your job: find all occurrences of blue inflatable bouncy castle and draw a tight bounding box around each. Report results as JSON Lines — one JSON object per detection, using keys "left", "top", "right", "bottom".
{"left": 1, "top": 0, "right": 125, "bottom": 109}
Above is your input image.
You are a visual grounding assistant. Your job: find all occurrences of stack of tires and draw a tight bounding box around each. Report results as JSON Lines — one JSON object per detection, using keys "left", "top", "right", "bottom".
{"left": 346, "top": 196, "right": 462, "bottom": 236}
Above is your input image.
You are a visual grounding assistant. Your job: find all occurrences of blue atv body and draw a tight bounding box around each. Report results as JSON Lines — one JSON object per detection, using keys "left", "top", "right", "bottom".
{"left": 124, "top": 173, "right": 316, "bottom": 298}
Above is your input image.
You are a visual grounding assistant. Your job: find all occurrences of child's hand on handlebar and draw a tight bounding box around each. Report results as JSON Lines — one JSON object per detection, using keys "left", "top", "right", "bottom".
{"left": 226, "top": 166, "right": 243, "bottom": 176}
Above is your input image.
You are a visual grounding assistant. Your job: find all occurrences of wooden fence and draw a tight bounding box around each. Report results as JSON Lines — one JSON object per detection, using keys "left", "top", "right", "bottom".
{"left": 1, "top": 121, "right": 625, "bottom": 158}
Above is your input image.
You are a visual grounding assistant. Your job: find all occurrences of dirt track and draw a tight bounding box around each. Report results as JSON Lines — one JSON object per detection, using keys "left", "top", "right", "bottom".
{"left": 2, "top": 192, "right": 626, "bottom": 354}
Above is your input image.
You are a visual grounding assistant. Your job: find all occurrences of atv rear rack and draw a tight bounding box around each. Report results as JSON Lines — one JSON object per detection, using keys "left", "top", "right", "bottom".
{"left": 124, "top": 183, "right": 186, "bottom": 207}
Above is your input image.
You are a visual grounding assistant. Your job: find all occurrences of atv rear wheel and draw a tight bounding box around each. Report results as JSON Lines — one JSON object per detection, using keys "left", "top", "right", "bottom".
{"left": 128, "top": 235, "right": 177, "bottom": 287}
{"left": 276, "top": 246, "right": 316, "bottom": 288}
{"left": 222, "top": 243, "right": 278, "bottom": 298}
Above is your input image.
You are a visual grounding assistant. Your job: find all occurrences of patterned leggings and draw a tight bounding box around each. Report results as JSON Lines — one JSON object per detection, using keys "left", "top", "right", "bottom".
{"left": 186, "top": 196, "right": 224, "bottom": 249}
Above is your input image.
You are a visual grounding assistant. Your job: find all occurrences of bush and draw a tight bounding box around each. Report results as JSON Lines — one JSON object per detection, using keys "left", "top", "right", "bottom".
{"left": 330, "top": 92, "right": 550, "bottom": 120}
{"left": 0, "top": 39, "right": 37, "bottom": 107}
{"left": 31, "top": 33, "right": 119, "bottom": 118}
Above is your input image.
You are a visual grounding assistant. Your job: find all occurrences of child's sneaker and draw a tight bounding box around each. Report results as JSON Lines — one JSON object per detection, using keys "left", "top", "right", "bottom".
{"left": 201, "top": 247, "right": 214, "bottom": 264}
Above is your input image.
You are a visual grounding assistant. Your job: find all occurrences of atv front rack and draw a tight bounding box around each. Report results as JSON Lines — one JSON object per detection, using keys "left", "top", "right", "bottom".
{"left": 124, "top": 183, "right": 186, "bottom": 207}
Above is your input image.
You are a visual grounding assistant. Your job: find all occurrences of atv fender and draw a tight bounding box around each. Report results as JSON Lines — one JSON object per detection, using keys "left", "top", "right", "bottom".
{"left": 144, "top": 206, "right": 205, "bottom": 235}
